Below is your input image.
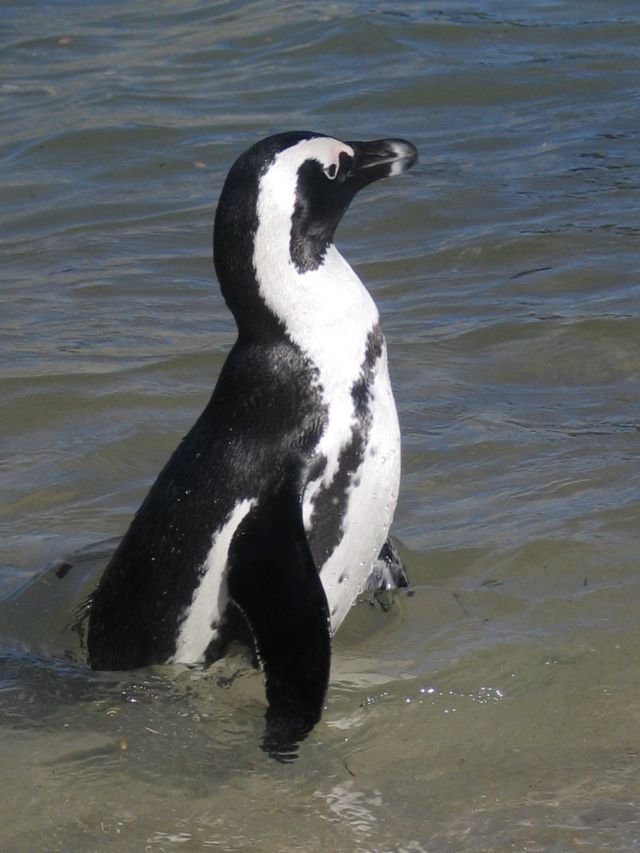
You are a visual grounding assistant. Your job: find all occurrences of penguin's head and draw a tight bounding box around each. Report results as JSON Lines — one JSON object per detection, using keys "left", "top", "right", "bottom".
{"left": 214, "top": 131, "right": 417, "bottom": 338}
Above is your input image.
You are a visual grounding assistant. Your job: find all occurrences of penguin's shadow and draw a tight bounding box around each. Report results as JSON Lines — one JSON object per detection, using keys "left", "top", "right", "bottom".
{"left": 0, "top": 540, "right": 113, "bottom": 662}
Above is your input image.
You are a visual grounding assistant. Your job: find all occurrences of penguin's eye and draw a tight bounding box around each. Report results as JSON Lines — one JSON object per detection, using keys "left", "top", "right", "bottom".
{"left": 323, "top": 162, "right": 338, "bottom": 180}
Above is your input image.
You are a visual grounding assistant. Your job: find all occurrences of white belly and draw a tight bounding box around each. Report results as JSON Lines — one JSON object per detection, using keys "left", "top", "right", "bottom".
{"left": 305, "top": 342, "right": 401, "bottom": 634}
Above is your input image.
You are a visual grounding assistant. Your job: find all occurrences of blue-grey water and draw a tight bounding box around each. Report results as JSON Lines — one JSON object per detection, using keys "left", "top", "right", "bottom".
{"left": 1, "top": 1, "right": 639, "bottom": 850}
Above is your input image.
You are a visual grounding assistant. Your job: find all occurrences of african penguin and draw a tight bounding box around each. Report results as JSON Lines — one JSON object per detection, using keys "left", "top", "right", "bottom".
{"left": 87, "top": 131, "right": 418, "bottom": 758}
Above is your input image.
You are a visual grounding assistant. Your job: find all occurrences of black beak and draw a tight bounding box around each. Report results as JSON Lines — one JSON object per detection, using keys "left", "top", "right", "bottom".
{"left": 347, "top": 138, "right": 418, "bottom": 184}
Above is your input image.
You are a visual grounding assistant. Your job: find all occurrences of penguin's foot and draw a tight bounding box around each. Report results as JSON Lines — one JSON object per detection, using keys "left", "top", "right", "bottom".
{"left": 364, "top": 537, "right": 409, "bottom": 593}
{"left": 261, "top": 703, "right": 319, "bottom": 763}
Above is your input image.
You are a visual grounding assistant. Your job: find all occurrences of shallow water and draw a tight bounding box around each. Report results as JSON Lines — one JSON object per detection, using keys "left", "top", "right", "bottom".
{"left": 1, "top": 1, "right": 640, "bottom": 850}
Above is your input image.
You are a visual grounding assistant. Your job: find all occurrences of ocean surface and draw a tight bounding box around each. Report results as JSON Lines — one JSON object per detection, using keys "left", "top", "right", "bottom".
{"left": 1, "top": 1, "right": 639, "bottom": 850}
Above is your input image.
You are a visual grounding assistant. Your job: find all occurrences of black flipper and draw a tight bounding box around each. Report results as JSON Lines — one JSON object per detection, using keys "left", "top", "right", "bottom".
{"left": 226, "top": 468, "right": 331, "bottom": 762}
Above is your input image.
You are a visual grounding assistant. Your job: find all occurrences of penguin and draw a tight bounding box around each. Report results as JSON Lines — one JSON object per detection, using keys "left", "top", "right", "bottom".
{"left": 87, "top": 131, "right": 418, "bottom": 758}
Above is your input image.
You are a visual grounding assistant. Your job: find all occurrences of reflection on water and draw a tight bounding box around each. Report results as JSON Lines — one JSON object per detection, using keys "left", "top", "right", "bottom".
{"left": 319, "top": 782, "right": 386, "bottom": 846}
{"left": 2, "top": 0, "right": 640, "bottom": 849}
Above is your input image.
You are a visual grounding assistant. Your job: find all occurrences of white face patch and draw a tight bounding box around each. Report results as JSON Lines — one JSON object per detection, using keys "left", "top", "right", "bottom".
{"left": 322, "top": 140, "right": 354, "bottom": 179}
{"left": 171, "top": 498, "right": 256, "bottom": 664}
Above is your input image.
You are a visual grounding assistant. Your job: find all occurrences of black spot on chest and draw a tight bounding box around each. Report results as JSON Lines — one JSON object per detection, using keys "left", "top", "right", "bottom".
{"left": 351, "top": 325, "right": 383, "bottom": 419}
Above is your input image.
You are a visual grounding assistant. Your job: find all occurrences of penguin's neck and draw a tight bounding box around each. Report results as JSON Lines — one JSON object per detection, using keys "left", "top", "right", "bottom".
{"left": 252, "top": 222, "right": 380, "bottom": 378}
{"left": 250, "top": 150, "right": 379, "bottom": 365}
